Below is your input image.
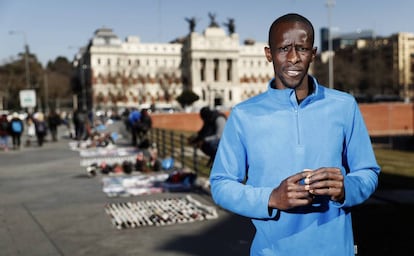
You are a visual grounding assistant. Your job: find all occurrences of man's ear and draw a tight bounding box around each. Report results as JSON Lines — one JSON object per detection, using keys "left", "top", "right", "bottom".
{"left": 310, "top": 47, "right": 317, "bottom": 62}
{"left": 264, "top": 46, "right": 272, "bottom": 62}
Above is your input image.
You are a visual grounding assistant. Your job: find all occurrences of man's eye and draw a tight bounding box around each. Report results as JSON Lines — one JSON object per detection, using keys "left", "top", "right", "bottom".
{"left": 278, "top": 47, "right": 290, "bottom": 52}
{"left": 297, "top": 47, "right": 308, "bottom": 52}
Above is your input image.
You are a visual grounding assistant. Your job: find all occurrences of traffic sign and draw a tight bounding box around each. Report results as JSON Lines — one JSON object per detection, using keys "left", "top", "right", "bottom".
{"left": 19, "top": 89, "right": 37, "bottom": 108}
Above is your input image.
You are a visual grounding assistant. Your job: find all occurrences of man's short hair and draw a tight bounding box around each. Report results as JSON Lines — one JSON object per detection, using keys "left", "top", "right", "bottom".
{"left": 268, "top": 13, "right": 315, "bottom": 48}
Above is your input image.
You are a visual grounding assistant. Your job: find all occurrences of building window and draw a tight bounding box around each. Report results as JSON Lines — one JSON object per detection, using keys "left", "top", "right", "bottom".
{"left": 200, "top": 59, "right": 206, "bottom": 81}
{"left": 97, "top": 58, "right": 101, "bottom": 65}
{"left": 107, "top": 59, "right": 111, "bottom": 66}
{"left": 227, "top": 59, "right": 232, "bottom": 81}
{"left": 229, "top": 89, "right": 232, "bottom": 101}
{"left": 202, "top": 89, "right": 206, "bottom": 101}
{"left": 214, "top": 59, "right": 219, "bottom": 81}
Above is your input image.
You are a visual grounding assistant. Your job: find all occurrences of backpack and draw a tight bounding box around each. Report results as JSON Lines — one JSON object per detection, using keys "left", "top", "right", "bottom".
{"left": 11, "top": 120, "right": 22, "bottom": 133}
{"left": 37, "top": 122, "right": 46, "bottom": 133}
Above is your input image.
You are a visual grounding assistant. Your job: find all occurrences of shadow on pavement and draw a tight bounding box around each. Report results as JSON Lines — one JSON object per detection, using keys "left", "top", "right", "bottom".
{"left": 161, "top": 172, "right": 414, "bottom": 256}
{"left": 160, "top": 213, "right": 254, "bottom": 256}
{"left": 352, "top": 172, "right": 414, "bottom": 256}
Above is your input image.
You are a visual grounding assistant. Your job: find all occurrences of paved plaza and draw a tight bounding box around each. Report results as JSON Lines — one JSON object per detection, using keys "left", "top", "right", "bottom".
{"left": 0, "top": 126, "right": 254, "bottom": 256}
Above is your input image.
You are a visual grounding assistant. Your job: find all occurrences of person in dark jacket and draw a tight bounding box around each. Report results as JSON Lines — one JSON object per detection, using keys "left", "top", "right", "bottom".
{"left": 47, "top": 110, "right": 61, "bottom": 142}
{"left": 136, "top": 108, "right": 152, "bottom": 145}
{"left": 188, "top": 106, "right": 227, "bottom": 166}
{"left": 9, "top": 112, "right": 24, "bottom": 150}
{"left": 73, "top": 108, "right": 86, "bottom": 140}
{"left": 34, "top": 112, "right": 47, "bottom": 147}
{"left": 128, "top": 108, "right": 144, "bottom": 147}
{"left": 0, "top": 114, "right": 10, "bottom": 151}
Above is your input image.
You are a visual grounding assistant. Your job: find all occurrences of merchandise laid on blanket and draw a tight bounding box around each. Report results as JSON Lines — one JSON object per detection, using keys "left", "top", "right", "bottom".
{"left": 67, "top": 121, "right": 214, "bottom": 229}
{"left": 74, "top": 139, "right": 198, "bottom": 196}
{"left": 68, "top": 131, "right": 118, "bottom": 150}
{"left": 95, "top": 152, "right": 213, "bottom": 229}
{"left": 99, "top": 152, "right": 197, "bottom": 197}
{"left": 74, "top": 142, "right": 213, "bottom": 228}
{"left": 105, "top": 195, "right": 218, "bottom": 229}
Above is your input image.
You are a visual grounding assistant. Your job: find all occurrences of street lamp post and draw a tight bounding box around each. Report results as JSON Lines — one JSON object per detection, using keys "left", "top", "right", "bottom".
{"left": 44, "top": 72, "right": 49, "bottom": 113}
{"left": 9, "top": 30, "right": 31, "bottom": 89}
{"left": 326, "top": 0, "right": 335, "bottom": 89}
{"left": 81, "top": 62, "right": 87, "bottom": 111}
{"left": 69, "top": 46, "right": 87, "bottom": 111}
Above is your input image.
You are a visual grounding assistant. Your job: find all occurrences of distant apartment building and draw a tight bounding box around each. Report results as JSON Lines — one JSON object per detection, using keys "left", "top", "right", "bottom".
{"left": 392, "top": 32, "right": 414, "bottom": 101}
{"left": 321, "top": 28, "right": 414, "bottom": 102}
{"left": 73, "top": 23, "right": 273, "bottom": 112}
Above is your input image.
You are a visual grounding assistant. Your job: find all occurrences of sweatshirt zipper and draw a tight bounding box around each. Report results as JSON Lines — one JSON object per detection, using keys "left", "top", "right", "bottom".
{"left": 294, "top": 106, "right": 301, "bottom": 145}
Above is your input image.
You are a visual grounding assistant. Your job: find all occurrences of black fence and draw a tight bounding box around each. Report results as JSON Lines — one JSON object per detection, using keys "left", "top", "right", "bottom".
{"left": 149, "top": 128, "right": 211, "bottom": 176}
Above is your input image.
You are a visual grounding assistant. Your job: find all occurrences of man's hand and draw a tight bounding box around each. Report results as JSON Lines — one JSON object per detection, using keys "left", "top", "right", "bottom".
{"left": 268, "top": 170, "right": 314, "bottom": 211}
{"left": 304, "top": 167, "right": 345, "bottom": 203}
{"left": 268, "top": 167, "right": 345, "bottom": 211}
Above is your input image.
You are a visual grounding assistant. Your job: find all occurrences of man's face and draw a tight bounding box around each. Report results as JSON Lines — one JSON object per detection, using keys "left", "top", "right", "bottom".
{"left": 265, "top": 21, "right": 316, "bottom": 90}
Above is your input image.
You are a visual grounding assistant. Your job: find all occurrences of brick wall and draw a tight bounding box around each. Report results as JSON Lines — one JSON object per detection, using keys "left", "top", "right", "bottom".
{"left": 151, "top": 112, "right": 206, "bottom": 132}
{"left": 151, "top": 103, "right": 414, "bottom": 136}
{"left": 359, "top": 103, "right": 414, "bottom": 136}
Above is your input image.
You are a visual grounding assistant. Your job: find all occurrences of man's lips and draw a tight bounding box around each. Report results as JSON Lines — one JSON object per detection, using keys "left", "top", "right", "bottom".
{"left": 286, "top": 70, "right": 301, "bottom": 77}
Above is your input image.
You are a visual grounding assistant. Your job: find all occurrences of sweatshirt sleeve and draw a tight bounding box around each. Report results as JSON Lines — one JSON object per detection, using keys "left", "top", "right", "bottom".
{"left": 209, "top": 109, "right": 275, "bottom": 219}
{"left": 341, "top": 100, "right": 380, "bottom": 208}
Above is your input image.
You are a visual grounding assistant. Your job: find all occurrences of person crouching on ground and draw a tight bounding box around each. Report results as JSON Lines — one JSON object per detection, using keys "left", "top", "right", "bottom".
{"left": 188, "top": 106, "right": 226, "bottom": 166}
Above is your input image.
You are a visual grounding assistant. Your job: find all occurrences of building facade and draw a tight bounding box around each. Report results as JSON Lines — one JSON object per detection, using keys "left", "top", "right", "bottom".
{"left": 393, "top": 32, "right": 414, "bottom": 101}
{"left": 321, "top": 28, "right": 414, "bottom": 102}
{"left": 73, "top": 24, "right": 273, "bottom": 112}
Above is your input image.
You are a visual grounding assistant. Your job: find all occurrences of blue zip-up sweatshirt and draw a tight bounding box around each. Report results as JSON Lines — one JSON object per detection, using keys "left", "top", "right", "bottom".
{"left": 210, "top": 76, "right": 380, "bottom": 256}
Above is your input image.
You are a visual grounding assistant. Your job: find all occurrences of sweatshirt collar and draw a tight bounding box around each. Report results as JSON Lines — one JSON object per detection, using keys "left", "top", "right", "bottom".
{"left": 266, "top": 75, "right": 320, "bottom": 107}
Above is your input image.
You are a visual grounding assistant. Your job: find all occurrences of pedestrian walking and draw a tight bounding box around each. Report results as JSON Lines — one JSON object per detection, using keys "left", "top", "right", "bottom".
{"left": 0, "top": 114, "right": 10, "bottom": 151}
{"left": 25, "top": 115, "right": 36, "bottom": 147}
{"left": 128, "top": 108, "right": 141, "bottom": 147}
{"left": 9, "top": 112, "right": 24, "bottom": 150}
{"left": 73, "top": 108, "right": 86, "bottom": 140}
{"left": 48, "top": 110, "right": 61, "bottom": 142}
{"left": 34, "top": 112, "right": 47, "bottom": 147}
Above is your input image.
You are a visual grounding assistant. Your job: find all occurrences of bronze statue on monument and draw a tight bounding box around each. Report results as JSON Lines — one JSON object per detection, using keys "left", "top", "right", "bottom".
{"left": 223, "top": 18, "right": 235, "bottom": 34}
{"left": 185, "top": 17, "right": 197, "bottom": 33}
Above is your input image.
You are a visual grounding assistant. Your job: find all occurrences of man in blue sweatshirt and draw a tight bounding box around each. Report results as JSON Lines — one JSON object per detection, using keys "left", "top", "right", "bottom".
{"left": 210, "top": 13, "right": 380, "bottom": 256}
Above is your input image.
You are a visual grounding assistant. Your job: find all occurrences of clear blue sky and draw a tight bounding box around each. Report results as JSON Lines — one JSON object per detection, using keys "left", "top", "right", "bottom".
{"left": 1, "top": 0, "right": 413, "bottom": 66}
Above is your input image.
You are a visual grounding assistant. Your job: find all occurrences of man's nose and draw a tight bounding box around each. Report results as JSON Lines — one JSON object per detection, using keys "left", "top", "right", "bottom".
{"left": 287, "top": 47, "right": 300, "bottom": 63}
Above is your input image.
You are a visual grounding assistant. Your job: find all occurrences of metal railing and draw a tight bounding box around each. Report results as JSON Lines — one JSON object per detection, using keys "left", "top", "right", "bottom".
{"left": 149, "top": 128, "right": 212, "bottom": 177}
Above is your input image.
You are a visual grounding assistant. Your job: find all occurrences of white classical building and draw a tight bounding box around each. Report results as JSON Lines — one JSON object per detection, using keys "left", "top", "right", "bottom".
{"left": 73, "top": 22, "right": 273, "bottom": 112}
